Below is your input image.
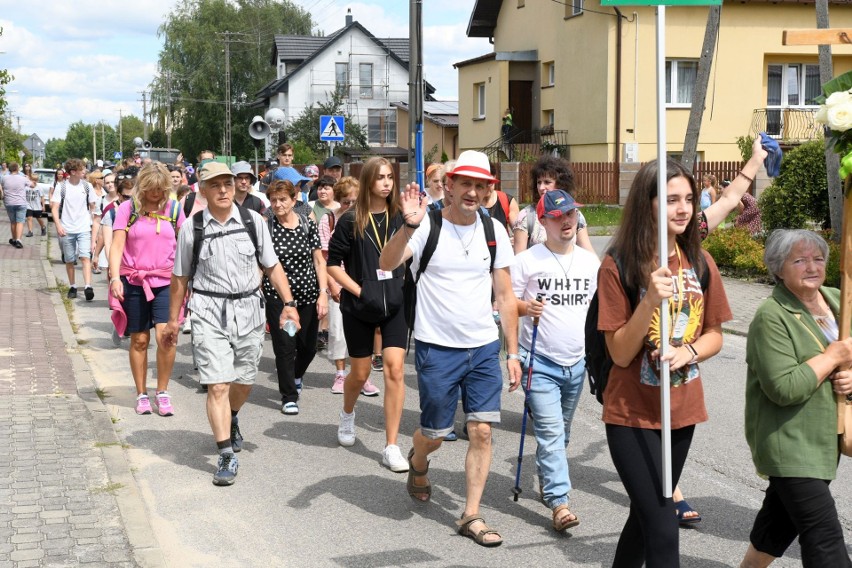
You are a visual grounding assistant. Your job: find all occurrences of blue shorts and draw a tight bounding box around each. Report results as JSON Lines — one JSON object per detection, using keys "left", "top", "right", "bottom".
{"left": 121, "top": 278, "right": 171, "bottom": 334}
{"left": 6, "top": 205, "right": 26, "bottom": 223}
{"left": 414, "top": 339, "right": 502, "bottom": 439}
{"left": 60, "top": 231, "right": 91, "bottom": 263}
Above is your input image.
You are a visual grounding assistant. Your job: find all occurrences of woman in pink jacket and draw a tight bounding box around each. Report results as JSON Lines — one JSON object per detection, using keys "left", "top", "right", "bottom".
{"left": 108, "top": 163, "right": 185, "bottom": 416}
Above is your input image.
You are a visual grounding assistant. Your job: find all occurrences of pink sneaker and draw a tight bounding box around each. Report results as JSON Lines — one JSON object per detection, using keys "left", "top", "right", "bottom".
{"left": 156, "top": 391, "right": 174, "bottom": 417}
{"left": 135, "top": 394, "right": 152, "bottom": 415}
{"left": 331, "top": 373, "right": 346, "bottom": 394}
{"left": 360, "top": 378, "right": 380, "bottom": 397}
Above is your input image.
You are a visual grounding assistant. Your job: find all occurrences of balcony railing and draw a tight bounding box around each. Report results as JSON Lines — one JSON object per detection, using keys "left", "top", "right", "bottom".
{"left": 750, "top": 108, "right": 824, "bottom": 144}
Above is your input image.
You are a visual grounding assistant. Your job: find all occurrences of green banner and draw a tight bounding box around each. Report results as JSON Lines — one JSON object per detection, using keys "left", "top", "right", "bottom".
{"left": 601, "top": 0, "right": 721, "bottom": 5}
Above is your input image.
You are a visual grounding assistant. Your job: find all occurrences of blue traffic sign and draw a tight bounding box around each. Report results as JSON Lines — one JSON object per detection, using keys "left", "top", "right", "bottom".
{"left": 114, "top": 152, "right": 123, "bottom": 159}
{"left": 319, "top": 115, "right": 345, "bottom": 141}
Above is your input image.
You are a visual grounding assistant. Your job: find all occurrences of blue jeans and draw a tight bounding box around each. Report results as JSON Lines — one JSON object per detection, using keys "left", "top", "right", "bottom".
{"left": 519, "top": 345, "right": 585, "bottom": 509}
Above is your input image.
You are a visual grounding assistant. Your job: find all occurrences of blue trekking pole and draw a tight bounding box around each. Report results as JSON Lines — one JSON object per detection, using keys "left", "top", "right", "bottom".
{"left": 512, "top": 293, "right": 544, "bottom": 502}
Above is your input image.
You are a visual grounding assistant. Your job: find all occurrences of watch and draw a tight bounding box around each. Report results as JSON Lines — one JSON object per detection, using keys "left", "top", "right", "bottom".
{"left": 283, "top": 300, "right": 297, "bottom": 308}
{"left": 507, "top": 353, "right": 522, "bottom": 361}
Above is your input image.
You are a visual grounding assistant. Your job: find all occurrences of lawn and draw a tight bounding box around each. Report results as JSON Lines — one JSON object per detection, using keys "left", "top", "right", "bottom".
{"left": 581, "top": 205, "right": 622, "bottom": 227}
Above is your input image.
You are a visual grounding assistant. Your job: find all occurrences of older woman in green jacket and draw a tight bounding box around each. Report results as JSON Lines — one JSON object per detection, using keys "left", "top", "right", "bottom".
{"left": 741, "top": 229, "right": 852, "bottom": 568}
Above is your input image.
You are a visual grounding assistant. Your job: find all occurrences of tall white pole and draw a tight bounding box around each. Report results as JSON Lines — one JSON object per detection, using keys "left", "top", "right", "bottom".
{"left": 656, "top": 5, "right": 672, "bottom": 499}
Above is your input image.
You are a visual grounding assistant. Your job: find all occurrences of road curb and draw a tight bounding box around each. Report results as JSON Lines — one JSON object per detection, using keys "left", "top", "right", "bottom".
{"left": 40, "top": 236, "right": 166, "bottom": 568}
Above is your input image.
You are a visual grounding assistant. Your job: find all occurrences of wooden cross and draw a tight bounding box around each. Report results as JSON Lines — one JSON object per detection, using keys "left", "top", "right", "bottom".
{"left": 783, "top": 26, "right": 852, "bottom": 448}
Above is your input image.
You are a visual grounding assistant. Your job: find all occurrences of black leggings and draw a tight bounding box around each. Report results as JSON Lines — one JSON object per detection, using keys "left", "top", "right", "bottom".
{"left": 606, "top": 424, "right": 695, "bottom": 568}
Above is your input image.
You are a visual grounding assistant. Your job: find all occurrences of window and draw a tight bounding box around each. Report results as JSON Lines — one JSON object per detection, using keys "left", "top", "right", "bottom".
{"left": 566, "top": 0, "right": 583, "bottom": 17}
{"left": 475, "top": 83, "right": 486, "bottom": 118}
{"left": 335, "top": 63, "right": 348, "bottom": 96}
{"left": 368, "top": 109, "right": 396, "bottom": 145}
{"left": 544, "top": 61, "right": 555, "bottom": 87}
{"left": 767, "top": 64, "right": 821, "bottom": 107}
{"left": 665, "top": 59, "right": 698, "bottom": 106}
{"left": 359, "top": 63, "right": 373, "bottom": 98}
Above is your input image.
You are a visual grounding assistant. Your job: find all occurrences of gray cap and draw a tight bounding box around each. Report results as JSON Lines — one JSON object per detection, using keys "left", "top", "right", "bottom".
{"left": 231, "top": 161, "right": 257, "bottom": 184}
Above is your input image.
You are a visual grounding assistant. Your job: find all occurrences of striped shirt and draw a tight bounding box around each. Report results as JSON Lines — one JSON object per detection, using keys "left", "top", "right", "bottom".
{"left": 174, "top": 205, "right": 279, "bottom": 335}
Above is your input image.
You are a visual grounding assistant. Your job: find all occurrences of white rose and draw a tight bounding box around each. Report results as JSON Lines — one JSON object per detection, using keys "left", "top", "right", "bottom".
{"left": 823, "top": 90, "right": 852, "bottom": 132}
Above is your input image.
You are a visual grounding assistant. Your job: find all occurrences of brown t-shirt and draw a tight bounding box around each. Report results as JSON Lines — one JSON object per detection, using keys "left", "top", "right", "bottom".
{"left": 597, "top": 249, "right": 732, "bottom": 429}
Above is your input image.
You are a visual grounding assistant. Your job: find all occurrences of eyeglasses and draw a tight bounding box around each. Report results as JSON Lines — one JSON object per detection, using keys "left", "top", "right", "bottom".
{"left": 117, "top": 174, "right": 135, "bottom": 181}
{"left": 120, "top": 193, "right": 133, "bottom": 200}
{"left": 340, "top": 199, "right": 356, "bottom": 206}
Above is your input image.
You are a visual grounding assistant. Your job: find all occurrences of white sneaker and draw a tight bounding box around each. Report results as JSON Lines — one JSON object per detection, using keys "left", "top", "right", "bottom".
{"left": 182, "top": 319, "right": 192, "bottom": 334}
{"left": 337, "top": 411, "right": 356, "bottom": 447}
{"left": 381, "top": 444, "right": 409, "bottom": 473}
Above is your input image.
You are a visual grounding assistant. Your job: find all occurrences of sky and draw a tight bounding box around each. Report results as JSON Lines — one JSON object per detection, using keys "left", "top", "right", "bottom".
{"left": 0, "top": 0, "right": 492, "bottom": 144}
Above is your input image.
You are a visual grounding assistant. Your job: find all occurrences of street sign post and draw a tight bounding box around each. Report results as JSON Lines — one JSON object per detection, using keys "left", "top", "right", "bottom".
{"left": 113, "top": 152, "right": 122, "bottom": 160}
{"left": 598, "top": 0, "right": 720, "bottom": 498}
{"left": 319, "top": 115, "right": 345, "bottom": 142}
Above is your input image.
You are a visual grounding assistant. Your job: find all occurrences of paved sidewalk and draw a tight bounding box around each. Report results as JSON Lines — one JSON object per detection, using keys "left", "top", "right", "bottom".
{"left": 0, "top": 217, "right": 161, "bottom": 567}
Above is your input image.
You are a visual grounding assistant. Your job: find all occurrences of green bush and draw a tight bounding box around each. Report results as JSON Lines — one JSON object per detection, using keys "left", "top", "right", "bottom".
{"left": 758, "top": 140, "right": 828, "bottom": 232}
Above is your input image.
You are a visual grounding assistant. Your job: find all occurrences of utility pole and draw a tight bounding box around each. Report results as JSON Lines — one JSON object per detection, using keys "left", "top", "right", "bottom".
{"left": 92, "top": 123, "right": 96, "bottom": 162}
{"left": 408, "top": 0, "right": 424, "bottom": 186}
{"left": 140, "top": 91, "right": 149, "bottom": 140}
{"left": 166, "top": 70, "right": 172, "bottom": 148}
{"left": 223, "top": 31, "right": 232, "bottom": 162}
{"left": 101, "top": 122, "right": 105, "bottom": 162}
{"left": 117, "top": 109, "right": 124, "bottom": 162}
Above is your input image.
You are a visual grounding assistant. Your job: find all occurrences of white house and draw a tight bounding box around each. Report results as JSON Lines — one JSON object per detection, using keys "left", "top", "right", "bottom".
{"left": 254, "top": 10, "right": 436, "bottom": 151}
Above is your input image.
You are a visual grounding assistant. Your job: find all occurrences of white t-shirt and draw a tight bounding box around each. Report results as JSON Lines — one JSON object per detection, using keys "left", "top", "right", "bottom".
{"left": 408, "top": 213, "right": 514, "bottom": 348}
{"left": 511, "top": 242, "right": 600, "bottom": 366}
{"left": 50, "top": 180, "right": 97, "bottom": 234}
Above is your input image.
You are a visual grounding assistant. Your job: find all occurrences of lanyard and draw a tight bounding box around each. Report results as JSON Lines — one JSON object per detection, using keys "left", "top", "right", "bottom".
{"left": 368, "top": 210, "right": 389, "bottom": 253}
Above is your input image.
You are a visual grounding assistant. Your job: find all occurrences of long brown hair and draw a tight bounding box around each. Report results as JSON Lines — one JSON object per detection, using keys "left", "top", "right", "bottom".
{"left": 353, "top": 157, "right": 400, "bottom": 236}
{"left": 609, "top": 159, "right": 705, "bottom": 291}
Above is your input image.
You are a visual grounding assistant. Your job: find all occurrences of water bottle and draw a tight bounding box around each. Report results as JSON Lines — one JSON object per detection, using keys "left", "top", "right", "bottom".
{"left": 282, "top": 320, "right": 297, "bottom": 337}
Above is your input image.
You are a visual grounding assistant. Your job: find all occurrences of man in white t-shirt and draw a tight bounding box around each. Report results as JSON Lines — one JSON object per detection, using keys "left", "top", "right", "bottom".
{"left": 380, "top": 150, "right": 521, "bottom": 547}
{"left": 50, "top": 158, "right": 97, "bottom": 301}
{"left": 511, "top": 189, "right": 600, "bottom": 533}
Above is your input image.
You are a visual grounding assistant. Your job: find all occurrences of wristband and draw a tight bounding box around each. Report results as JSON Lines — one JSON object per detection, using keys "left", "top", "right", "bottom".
{"left": 507, "top": 353, "right": 522, "bottom": 361}
{"left": 684, "top": 343, "right": 698, "bottom": 364}
{"left": 110, "top": 277, "right": 121, "bottom": 284}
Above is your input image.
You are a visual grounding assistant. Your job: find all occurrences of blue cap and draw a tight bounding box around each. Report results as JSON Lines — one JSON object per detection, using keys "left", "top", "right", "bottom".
{"left": 272, "top": 166, "right": 311, "bottom": 186}
{"left": 537, "top": 189, "right": 579, "bottom": 219}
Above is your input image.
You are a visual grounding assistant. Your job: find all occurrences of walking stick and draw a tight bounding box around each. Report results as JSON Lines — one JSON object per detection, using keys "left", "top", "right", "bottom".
{"left": 513, "top": 293, "right": 544, "bottom": 502}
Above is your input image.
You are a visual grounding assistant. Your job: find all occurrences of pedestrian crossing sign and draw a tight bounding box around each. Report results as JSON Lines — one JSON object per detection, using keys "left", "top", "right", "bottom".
{"left": 319, "top": 115, "right": 345, "bottom": 141}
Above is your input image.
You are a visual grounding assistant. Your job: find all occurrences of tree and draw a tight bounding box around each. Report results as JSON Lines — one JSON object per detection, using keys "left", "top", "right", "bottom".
{"left": 150, "top": 0, "right": 313, "bottom": 162}
{"left": 286, "top": 91, "right": 368, "bottom": 157}
{"left": 0, "top": 26, "right": 17, "bottom": 164}
{"left": 44, "top": 138, "right": 66, "bottom": 169}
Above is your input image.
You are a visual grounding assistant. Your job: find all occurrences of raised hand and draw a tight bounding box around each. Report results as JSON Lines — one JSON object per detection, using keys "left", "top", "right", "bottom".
{"left": 400, "top": 182, "right": 427, "bottom": 226}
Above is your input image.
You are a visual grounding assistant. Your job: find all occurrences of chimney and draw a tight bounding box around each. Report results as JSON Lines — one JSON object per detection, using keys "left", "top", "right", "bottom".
{"left": 345, "top": 8, "right": 353, "bottom": 26}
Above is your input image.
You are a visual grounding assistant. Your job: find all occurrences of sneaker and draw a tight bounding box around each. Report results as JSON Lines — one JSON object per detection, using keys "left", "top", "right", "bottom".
{"left": 444, "top": 430, "right": 459, "bottom": 442}
{"left": 84, "top": 287, "right": 94, "bottom": 302}
{"left": 331, "top": 373, "right": 346, "bottom": 394}
{"left": 67, "top": 287, "right": 77, "bottom": 299}
{"left": 135, "top": 394, "right": 152, "bottom": 415}
{"left": 361, "top": 378, "right": 380, "bottom": 397}
{"left": 317, "top": 330, "right": 328, "bottom": 350}
{"left": 338, "top": 411, "right": 356, "bottom": 447}
{"left": 182, "top": 319, "right": 192, "bottom": 334}
{"left": 25, "top": 231, "right": 33, "bottom": 237}
{"left": 295, "top": 379, "right": 303, "bottom": 397}
{"left": 13, "top": 240, "right": 23, "bottom": 249}
{"left": 212, "top": 452, "right": 238, "bottom": 486}
{"left": 8, "top": 238, "right": 13, "bottom": 245}
{"left": 381, "top": 444, "right": 409, "bottom": 473}
{"left": 156, "top": 391, "right": 174, "bottom": 416}
{"left": 282, "top": 401, "right": 299, "bottom": 415}
{"left": 111, "top": 327, "right": 122, "bottom": 346}
{"left": 230, "top": 417, "right": 243, "bottom": 453}
{"left": 371, "top": 354, "right": 383, "bottom": 372}
{"left": 41, "top": 227, "right": 47, "bottom": 236}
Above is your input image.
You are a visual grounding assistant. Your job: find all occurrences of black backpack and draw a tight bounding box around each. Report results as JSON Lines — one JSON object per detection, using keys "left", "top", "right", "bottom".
{"left": 403, "top": 208, "right": 497, "bottom": 339}
{"left": 584, "top": 252, "right": 709, "bottom": 404}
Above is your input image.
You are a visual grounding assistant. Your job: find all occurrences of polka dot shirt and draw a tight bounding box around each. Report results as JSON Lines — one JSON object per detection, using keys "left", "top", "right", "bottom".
{"left": 262, "top": 215, "right": 321, "bottom": 305}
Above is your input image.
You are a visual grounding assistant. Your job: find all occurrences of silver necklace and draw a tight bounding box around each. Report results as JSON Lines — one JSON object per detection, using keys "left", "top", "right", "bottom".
{"left": 449, "top": 214, "right": 478, "bottom": 256}
{"left": 546, "top": 244, "right": 575, "bottom": 282}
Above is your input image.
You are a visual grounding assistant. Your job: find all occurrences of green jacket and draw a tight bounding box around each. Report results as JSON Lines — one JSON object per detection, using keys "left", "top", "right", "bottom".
{"left": 745, "top": 284, "right": 842, "bottom": 480}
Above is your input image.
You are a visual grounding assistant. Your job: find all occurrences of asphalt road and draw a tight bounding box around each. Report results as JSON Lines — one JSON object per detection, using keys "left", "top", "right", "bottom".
{"left": 57, "top": 241, "right": 852, "bottom": 568}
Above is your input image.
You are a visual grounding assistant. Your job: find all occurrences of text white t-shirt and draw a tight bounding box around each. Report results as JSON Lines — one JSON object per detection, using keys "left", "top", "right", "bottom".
{"left": 511, "top": 242, "right": 600, "bottom": 366}
{"left": 50, "top": 180, "right": 97, "bottom": 234}
{"left": 408, "top": 213, "right": 514, "bottom": 348}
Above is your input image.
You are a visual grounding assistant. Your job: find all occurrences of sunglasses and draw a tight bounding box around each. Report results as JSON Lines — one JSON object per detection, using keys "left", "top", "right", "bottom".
{"left": 117, "top": 174, "right": 135, "bottom": 181}
{"left": 120, "top": 193, "right": 133, "bottom": 200}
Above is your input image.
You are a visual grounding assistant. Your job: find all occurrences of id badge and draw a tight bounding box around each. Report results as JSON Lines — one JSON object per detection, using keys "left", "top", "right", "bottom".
{"left": 376, "top": 269, "right": 393, "bottom": 281}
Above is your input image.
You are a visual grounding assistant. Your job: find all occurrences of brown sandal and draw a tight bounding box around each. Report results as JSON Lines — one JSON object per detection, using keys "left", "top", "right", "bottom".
{"left": 552, "top": 504, "right": 580, "bottom": 532}
{"left": 406, "top": 448, "right": 431, "bottom": 501}
{"left": 456, "top": 514, "right": 503, "bottom": 547}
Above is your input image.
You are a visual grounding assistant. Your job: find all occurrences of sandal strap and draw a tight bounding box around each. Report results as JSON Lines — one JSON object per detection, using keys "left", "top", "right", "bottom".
{"left": 407, "top": 448, "right": 429, "bottom": 476}
{"left": 456, "top": 514, "right": 484, "bottom": 530}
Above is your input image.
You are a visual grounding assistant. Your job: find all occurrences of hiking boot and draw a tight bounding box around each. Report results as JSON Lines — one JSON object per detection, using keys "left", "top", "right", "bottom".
{"left": 360, "top": 378, "right": 380, "bottom": 397}
{"left": 382, "top": 444, "right": 409, "bottom": 473}
{"left": 213, "top": 452, "right": 238, "bottom": 486}
{"left": 67, "top": 287, "right": 77, "bottom": 299}
{"left": 331, "top": 373, "right": 346, "bottom": 394}
{"left": 338, "top": 411, "right": 356, "bottom": 447}
{"left": 371, "top": 354, "right": 383, "bottom": 372}
{"left": 282, "top": 401, "right": 299, "bottom": 415}
{"left": 135, "top": 394, "right": 152, "bottom": 415}
{"left": 230, "top": 417, "right": 243, "bottom": 453}
{"left": 156, "top": 391, "right": 174, "bottom": 417}
{"left": 84, "top": 287, "right": 94, "bottom": 302}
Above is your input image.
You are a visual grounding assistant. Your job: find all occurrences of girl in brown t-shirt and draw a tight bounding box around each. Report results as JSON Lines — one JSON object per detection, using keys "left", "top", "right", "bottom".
{"left": 597, "top": 160, "right": 732, "bottom": 567}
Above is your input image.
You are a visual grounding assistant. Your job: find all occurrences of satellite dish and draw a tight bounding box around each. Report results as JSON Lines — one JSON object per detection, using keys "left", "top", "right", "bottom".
{"left": 264, "top": 108, "right": 286, "bottom": 132}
